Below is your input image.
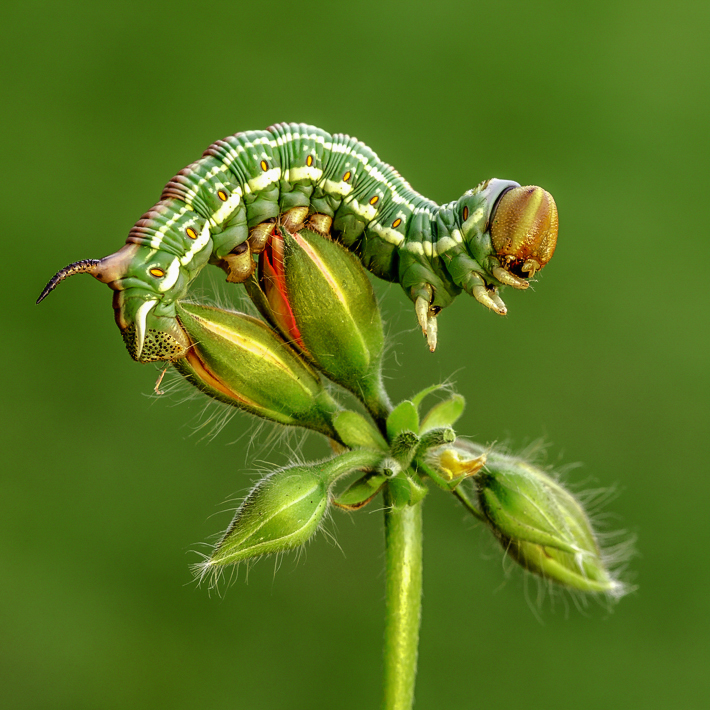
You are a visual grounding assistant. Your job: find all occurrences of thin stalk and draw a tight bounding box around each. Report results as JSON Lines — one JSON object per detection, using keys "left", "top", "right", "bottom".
{"left": 363, "top": 376, "right": 393, "bottom": 433}
{"left": 453, "top": 486, "right": 486, "bottom": 522}
{"left": 382, "top": 485, "right": 423, "bottom": 710}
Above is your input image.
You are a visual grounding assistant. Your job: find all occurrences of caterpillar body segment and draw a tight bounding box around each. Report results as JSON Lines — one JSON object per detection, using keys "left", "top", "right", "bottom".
{"left": 37, "top": 123, "right": 558, "bottom": 360}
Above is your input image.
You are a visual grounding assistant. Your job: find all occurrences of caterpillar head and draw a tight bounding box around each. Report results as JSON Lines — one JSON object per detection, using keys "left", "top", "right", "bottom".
{"left": 37, "top": 243, "right": 191, "bottom": 363}
{"left": 458, "top": 179, "right": 558, "bottom": 293}
{"left": 489, "top": 185, "right": 558, "bottom": 280}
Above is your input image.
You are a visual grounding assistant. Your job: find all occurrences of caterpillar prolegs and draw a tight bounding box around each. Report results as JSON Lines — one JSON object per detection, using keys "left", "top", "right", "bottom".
{"left": 37, "top": 122, "right": 558, "bottom": 359}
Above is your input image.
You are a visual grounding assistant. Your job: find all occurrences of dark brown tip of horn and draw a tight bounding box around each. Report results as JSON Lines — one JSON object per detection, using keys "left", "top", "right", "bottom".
{"left": 36, "top": 259, "right": 101, "bottom": 304}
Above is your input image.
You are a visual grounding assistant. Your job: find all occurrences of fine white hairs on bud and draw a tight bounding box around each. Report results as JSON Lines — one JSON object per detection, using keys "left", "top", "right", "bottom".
{"left": 448, "top": 440, "right": 634, "bottom": 602}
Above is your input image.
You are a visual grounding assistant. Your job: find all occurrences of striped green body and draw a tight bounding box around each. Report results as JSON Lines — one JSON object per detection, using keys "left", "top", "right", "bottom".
{"left": 129, "top": 123, "right": 517, "bottom": 311}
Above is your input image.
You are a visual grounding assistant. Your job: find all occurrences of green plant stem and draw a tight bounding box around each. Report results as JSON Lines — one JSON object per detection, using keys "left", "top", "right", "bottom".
{"left": 453, "top": 486, "right": 486, "bottom": 522}
{"left": 382, "top": 485, "right": 423, "bottom": 710}
{"left": 363, "top": 375, "right": 394, "bottom": 432}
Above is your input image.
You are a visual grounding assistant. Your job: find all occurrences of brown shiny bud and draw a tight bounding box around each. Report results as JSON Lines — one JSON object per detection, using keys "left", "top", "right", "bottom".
{"left": 490, "top": 186, "right": 558, "bottom": 278}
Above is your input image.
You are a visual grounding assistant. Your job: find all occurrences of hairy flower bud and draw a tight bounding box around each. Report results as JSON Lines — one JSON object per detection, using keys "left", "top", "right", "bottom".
{"left": 471, "top": 448, "right": 626, "bottom": 596}
{"left": 246, "top": 228, "right": 390, "bottom": 421}
{"left": 203, "top": 465, "right": 329, "bottom": 571}
{"left": 196, "top": 451, "right": 384, "bottom": 577}
{"left": 173, "top": 302, "right": 341, "bottom": 438}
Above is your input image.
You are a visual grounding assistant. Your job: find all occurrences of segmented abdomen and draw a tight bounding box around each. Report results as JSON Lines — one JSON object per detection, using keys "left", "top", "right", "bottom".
{"left": 125, "top": 123, "right": 441, "bottom": 284}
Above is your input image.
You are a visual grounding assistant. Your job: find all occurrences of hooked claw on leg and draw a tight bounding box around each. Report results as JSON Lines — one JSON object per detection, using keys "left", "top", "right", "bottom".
{"left": 415, "top": 295, "right": 439, "bottom": 352}
{"left": 466, "top": 272, "right": 507, "bottom": 315}
{"left": 491, "top": 265, "right": 529, "bottom": 290}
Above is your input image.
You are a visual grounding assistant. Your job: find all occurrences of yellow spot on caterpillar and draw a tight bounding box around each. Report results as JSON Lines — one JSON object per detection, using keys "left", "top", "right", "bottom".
{"left": 369, "top": 195, "right": 379, "bottom": 206}
{"left": 392, "top": 218, "right": 402, "bottom": 229}
{"left": 306, "top": 155, "right": 313, "bottom": 167}
{"left": 149, "top": 268, "right": 165, "bottom": 278}
{"left": 463, "top": 206, "right": 469, "bottom": 221}
{"left": 186, "top": 227, "right": 198, "bottom": 240}
{"left": 218, "top": 190, "right": 228, "bottom": 202}
{"left": 343, "top": 171, "right": 351, "bottom": 182}
{"left": 260, "top": 160, "right": 268, "bottom": 171}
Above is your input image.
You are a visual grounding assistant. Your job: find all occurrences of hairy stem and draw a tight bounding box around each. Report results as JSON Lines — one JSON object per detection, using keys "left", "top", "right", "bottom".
{"left": 363, "top": 377, "right": 394, "bottom": 433}
{"left": 382, "top": 485, "right": 423, "bottom": 710}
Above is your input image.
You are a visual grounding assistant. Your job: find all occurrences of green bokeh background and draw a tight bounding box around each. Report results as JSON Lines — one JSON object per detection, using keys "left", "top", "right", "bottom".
{"left": 4, "top": 1, "right": 708, "bottom": 708}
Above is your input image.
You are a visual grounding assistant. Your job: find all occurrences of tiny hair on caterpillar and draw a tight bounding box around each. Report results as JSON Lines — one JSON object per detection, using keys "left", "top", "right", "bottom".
{"left": 37, "top": 122, "right": 558, "bottom": 359}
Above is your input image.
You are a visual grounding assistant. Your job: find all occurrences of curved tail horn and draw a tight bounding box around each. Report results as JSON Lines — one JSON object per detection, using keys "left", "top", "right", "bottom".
{"left": 36, "top": 259, "right": 101, "bottom": 304}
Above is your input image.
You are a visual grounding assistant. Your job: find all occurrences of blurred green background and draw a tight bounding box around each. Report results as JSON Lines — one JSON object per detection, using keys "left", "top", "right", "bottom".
{"left": 4, "top": 0, "right": 709, "bottom": 708}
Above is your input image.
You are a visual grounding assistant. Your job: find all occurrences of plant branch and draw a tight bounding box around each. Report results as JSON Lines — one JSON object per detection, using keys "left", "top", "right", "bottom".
{"left": 382, "top": 485, "right": 423, "bottom": 710}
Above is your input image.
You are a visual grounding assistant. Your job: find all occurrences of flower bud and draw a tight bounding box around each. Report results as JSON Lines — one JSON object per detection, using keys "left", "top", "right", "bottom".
{"left": 197, "top": 451, "right": 385, "bottom": 574}
{"left": 203, "top": 465, "right": 329, "bottom": 570}
{"left": 173, "top": 302, "right": 340, "bottom": 439}
{"left": 473, "top": 451, "right": 626, "bottom": 596}
{"left": 246, "top": 228, "right": 389, "bottom": 420}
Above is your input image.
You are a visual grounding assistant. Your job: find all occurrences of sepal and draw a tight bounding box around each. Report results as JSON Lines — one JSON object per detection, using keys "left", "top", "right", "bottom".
{"left": 420, "top": 395, "right": 465, "bottom": 431}
{"left": 333, "top": 410, "right": 388, "bottom": 452}
{"left": 386, "top": 400, "right": 419, "bottom": 441}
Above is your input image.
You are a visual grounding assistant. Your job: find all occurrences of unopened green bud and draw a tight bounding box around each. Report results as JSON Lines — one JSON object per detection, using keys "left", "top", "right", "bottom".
{"left": 173, "top": 302, "right": 340, "bottom": 439}
{"left": 203, "top": 465, "right": 329, "bottom": 570}
{"left": 390, "top": 430, "right": 420, "bottom": 467}
{"left": 417, "top": 427, "right": 456, "bottom": 454}
{"left": 246, "top": 228, "right": 389, "bottom": 421}
{"left": 198, "top": 451, "right": 384, "bottom": 574}
{"left": 474, "top": 452, "right": 626, "bottom": 596}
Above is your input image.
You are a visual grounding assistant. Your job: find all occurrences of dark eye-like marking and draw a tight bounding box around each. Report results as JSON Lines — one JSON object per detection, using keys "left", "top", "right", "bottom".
{"left": 186, "top": 227, "right": 198, "bottom": 240}
{"left": 392, "top": 218, "right": 402, "bottom": 228}
{"left": 149, "top": 267, "right": 165, "bottom": 278}
{"left": 306, "top": 155, "right": 313, "bottom": 167}
{"left": 369, "top": 195, "right": 379, "bottom": 206}
{"left": 217, "top": 190, "right": 228, "bottom": 202}
{"left": 260, "top": 160, "right": 269, "bottom": 171}
{"left": 463, "top": 206, "right": 469, "bottom": 222}
{"left": 343, "top": 171, "right": 352, "bottom": 182}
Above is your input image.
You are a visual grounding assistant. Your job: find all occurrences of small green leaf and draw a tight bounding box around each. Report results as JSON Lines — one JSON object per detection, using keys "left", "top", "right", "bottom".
{"left": 420, "top": 394, "right": 465, "bottom": 432}
{"left": 387, "top": 400, "right": 419, "bottom": 441}
{"left": 333, "top": 411, "right": 388, "bottom": 451}
{"left": 333, "top": 470, "right": 389, "bottom": 510}
{"left": 410, "top": 383, "right": 446, "bottom": 408}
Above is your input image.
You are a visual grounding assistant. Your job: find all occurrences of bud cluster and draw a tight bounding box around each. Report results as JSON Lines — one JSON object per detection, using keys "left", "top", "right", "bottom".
{"left": 169, "top": 227, "right": 390, "bottom": 436}
{"left": 128, "top": 224, "right": 629, "bottom": 600}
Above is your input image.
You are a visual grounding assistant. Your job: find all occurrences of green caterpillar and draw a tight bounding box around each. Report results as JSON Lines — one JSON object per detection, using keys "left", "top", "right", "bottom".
{"left": 37, "top": 122, "right": 558, "bottom": 359}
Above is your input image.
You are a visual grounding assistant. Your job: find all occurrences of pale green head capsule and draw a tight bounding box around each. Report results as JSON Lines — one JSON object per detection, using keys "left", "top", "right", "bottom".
{"left": 36, "top": 242, "right": 203, "bottom": 363}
